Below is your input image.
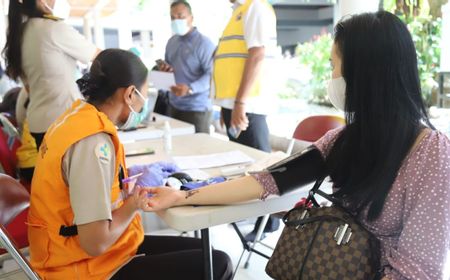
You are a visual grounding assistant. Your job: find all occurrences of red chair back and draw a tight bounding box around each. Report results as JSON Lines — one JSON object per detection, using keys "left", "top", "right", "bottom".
{"left": 0, "top": 174, "right": 30, "bottom": 254}
{"left": 0, "top": 114, "right": 21, "bottom": 178}
{"left": 293, "top": 115, "right": 345, "bottom": 142}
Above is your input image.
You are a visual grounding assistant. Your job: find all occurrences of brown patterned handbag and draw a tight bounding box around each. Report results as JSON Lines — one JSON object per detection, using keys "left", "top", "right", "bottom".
{"left": 265, "top": 178, "right": 381, "bottom": 280}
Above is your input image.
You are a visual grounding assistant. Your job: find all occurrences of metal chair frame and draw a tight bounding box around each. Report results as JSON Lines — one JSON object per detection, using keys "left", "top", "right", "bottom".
{"left": 0, "top": 174, "right": 40, "bottom": 280}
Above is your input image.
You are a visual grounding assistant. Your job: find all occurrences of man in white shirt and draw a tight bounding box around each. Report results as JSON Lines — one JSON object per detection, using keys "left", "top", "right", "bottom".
{"left": 213, "top": 0, "right": 279, "bottom": 240}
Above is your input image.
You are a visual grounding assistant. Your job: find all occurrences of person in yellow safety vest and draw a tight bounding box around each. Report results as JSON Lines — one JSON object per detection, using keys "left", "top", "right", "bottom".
{"left": 29, "top": 49, "right": 232, "bottom": 280}
{"left": 16, "top": 120, "right": 37, "bottom": 183}
{"left": 214, "top": 0, "right": 280, "bottom": 241}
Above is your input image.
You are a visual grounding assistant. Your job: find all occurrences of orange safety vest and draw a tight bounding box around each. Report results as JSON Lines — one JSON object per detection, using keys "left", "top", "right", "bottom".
{"left": 28, "top": 100, "right": 144, "bottom": 280}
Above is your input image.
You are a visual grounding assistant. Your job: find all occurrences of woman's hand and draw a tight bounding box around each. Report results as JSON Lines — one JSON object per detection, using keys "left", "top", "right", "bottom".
{"left": 126, "top": 186, "right": 153, "bottom": 212}
{"left": 144, "top": 187, "right": 186, "bottom": 211}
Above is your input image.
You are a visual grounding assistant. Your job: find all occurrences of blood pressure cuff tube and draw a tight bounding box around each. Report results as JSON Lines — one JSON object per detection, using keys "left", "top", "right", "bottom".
{"left": 266, "top": 146, "right": 327, "bottom": 195}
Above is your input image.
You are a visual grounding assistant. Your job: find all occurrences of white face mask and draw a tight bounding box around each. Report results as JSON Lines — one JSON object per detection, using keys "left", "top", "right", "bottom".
{"left": 171, "top": 19, "right": 190, "bottom": 36}
{"left": 327, "top": 77, "right": 346, "bottom": 111}
{"left": 44, "top": 0, "right": 71, "bottom": 19}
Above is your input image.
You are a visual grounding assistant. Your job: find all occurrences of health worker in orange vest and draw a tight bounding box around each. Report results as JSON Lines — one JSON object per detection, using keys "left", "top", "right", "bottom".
{"left": 28, "top": 49, "right": 232, "bottom": 280}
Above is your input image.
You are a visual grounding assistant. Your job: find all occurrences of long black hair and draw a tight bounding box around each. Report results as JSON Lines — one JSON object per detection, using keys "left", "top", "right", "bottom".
{"left": 76, "top": 49, "right": 148, "bottom": 104}
{"left": 326, "top": 11, "right": 434, "bottom": 220}
{"left": 3, "top": 0, "right": 44, "bottom": 81}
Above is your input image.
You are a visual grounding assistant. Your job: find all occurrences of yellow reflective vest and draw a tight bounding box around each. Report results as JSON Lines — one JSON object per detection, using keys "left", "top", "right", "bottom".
{"left": 16, "top": 121, "right": 37, "bottom": 169}
{"left": 214, "top": 0, "right": 274, "bottom": 99}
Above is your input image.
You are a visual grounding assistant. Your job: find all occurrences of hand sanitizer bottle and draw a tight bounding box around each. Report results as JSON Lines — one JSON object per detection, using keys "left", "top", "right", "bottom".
{"left": 163, "top": 120, "right": 172, "bottom": 153}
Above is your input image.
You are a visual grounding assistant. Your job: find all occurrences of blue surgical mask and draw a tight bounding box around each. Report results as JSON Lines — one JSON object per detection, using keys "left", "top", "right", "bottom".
{"left": 171, "top": 19, "right": 190, "bottom": 36}
{"left": 120, "top": 106, "right": 141, "bottom": 130}
{"left": 120, "top": 88, "right": 148, "bottom": 130}
{"left": 137, "top": 98, "right": 150, "bottom": 124}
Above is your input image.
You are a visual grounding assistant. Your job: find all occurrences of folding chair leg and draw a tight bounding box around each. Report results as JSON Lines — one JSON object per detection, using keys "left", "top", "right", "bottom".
{"left": 230, "top": 222, "right": 271, "bottom": 260}
{"left": 0, "top": 227, "right": 40, "bottom": 280}
{"left": 231, "top": 248, "right": 246, "bottom": 280}
{"left": 244, "top": 214, "right": 270, "bottom": 269}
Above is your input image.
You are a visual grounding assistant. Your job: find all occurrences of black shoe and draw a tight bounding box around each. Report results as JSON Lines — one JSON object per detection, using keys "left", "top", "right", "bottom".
{"left": 264, "top": 216, "right": 280, "bottom": 233}
{"left": 253, "top": 216, "right": 280, "bottom": 233}
{"left": 244, "top": 231, "right": 267, "bottom": 242}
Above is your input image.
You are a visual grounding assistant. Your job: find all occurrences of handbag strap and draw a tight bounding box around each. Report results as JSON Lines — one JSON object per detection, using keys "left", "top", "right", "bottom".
{"left": 306, "top": 176, "right": 343, "bottom": 207}
{"left": 284, "top": 213, "right": 349, "bottom": 227}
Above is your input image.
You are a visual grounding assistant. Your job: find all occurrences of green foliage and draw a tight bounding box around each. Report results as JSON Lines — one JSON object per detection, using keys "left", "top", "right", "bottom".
{"left": 383, "top": 0, "right": 442, "bottom": 104}
{"left": 136, "top": 0, "right": 152, "bottom": 11}
{"left": 295, "top": 33, "right": 333, "bottom": 105}
{"left": 406, "top": 15, "right": 441, "bottom": 104}
{"left": 290, "top": 3, "right": 442, "bottom": 106}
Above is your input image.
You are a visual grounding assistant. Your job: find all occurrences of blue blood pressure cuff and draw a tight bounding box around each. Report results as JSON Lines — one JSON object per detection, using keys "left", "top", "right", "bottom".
{"left": 266, "top": 146, "right": 327, "bottom": 195}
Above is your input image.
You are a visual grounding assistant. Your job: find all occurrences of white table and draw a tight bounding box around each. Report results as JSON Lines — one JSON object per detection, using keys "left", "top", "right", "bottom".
{"left": 124, "top": 133, "right": 312, "bottom": 280}
{"left": 118, "top": 113, "right": 195, "bottom": 143}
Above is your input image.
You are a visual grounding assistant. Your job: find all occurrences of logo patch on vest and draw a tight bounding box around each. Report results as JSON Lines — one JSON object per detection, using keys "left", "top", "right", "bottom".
{"left": 236, "top": 12, "right": 242, "bottom": 21}
{"left": 95, "top": 142, "right": 111, "bottom": 164}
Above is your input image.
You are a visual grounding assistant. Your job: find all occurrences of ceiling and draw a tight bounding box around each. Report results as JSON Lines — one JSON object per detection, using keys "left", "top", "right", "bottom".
{"left": 68, "top": 0, "right": 117, "bottom": 18}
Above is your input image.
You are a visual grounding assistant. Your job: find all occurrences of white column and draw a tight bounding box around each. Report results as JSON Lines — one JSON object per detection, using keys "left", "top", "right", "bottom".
{"left": 93, "top": 8, "right": 105, "bottom": 49}
{"left": 441, "top": 3, "right": 450, "bottom": 71}
{"left": 116, "top": 0, "right": 132, "bottom": 50}
{"left": 147, "top": 0, "right": 171, "bottom": 61}
{"left": 140, "top": 30, "right": 151, "bottom": 60}
{"left": 336, "top": 0, "right": 379, "bottom": 20}
{"left": 82, "top": 15, "right": 93, "bottom": 43}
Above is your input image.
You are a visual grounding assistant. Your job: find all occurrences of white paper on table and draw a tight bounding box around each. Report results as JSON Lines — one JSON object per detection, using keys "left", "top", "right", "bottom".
{"left": 246, "top": 151, "right": 288, "bottom": 172}
{"left": 149, "top": 71, "right": 176, "bottom": 91}
{"left": 183, "top": 169, "right": 211, "bottom": 180}
{"left": 173, "top": 150, "right": 255, "bottom": 170}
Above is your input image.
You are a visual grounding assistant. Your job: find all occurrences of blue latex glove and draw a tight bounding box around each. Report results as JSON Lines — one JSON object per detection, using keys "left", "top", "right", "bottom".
{"left": 180, "top": 176, "right": 227, "bottom": 191}
{"left": 127, "top": 162, "right": 180, "bottom": 187}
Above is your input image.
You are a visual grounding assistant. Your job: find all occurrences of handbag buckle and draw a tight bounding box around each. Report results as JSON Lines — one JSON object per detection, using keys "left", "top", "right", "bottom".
{"left": 334, "top": 223, "right": 352, "bottom": 245}
{"left": 295, "top": 210, "right": 309, "bottom": 230}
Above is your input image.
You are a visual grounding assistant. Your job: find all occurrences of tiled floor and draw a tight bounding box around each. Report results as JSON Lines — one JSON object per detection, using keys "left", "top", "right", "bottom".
{"left": 0, "top": 218, "right": 283, "bottom": 280}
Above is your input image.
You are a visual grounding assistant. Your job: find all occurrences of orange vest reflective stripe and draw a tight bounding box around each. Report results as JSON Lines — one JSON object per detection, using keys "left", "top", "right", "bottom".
{"left": 28, "top": 100, "right": 144, "bottom": 280}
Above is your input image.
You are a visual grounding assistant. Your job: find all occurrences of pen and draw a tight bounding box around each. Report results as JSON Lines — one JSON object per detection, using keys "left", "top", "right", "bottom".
{"left": 122, "top": 172, "right": 143, "bottom": 184}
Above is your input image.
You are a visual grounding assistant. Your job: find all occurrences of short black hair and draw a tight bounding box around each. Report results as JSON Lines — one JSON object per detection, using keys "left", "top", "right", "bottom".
{"left": 77, "top": 49, "right": 148, "bottom": 104}
{"left": 170, "top": 1, "right": 192, "bottom": 15}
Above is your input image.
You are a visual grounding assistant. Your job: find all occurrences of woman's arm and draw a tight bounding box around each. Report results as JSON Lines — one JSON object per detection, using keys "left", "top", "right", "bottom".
{"left": 77, "top": 188, "right": 149, "bottom": 256}
{"left": 146, "top": 176, "right": 263, "bottom": 211}
{"left": 381, "top": 134, "right": 450, "bottom": 279}
{"left": 146, "top": 147, "right": 327, "bottom": 210}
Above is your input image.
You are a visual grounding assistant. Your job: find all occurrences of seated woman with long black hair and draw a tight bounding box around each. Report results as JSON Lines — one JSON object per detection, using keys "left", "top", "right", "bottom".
{"left": 146, "top": 11, "right": 450, "bottom": 280}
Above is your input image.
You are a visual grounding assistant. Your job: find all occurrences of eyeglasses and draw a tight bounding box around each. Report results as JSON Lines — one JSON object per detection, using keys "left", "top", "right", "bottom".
{"left": 134, "top": 88, "right": 147, "bottom": 102}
